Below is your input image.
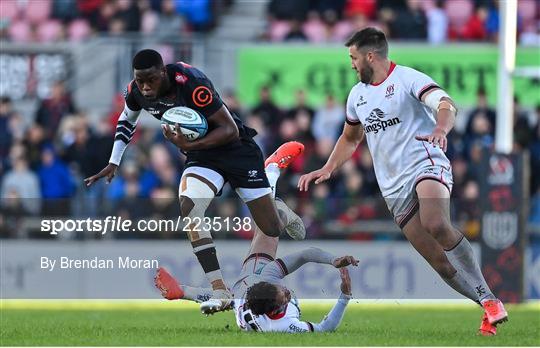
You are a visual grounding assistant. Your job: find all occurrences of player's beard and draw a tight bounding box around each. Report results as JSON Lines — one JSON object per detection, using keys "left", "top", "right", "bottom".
{"left": 359, "top": 64, "right": 374, "bottom": 84}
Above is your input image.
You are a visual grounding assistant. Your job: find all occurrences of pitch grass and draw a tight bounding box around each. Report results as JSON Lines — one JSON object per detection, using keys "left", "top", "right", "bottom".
{"left": 1, "top": 301, "right": 539, "bottom": 346}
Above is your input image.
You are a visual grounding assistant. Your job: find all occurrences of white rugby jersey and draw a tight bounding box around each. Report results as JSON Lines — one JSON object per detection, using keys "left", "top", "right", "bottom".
{"left": 234, "top": 297, "right": 314, "bottom": 333}
{"left": 346, "top": 62, "right": 451, "bottom": 197}
{"left": 232, "top": 274, "right": 313, "bottom": 333}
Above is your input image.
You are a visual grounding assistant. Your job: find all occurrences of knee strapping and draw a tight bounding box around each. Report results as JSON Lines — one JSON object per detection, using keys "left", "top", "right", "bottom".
{"left": 180, "top": 176, "right": 215, "bottom": 241}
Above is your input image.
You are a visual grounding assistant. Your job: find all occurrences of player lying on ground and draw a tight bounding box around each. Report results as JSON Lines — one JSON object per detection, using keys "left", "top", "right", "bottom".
{"left": 84, "top": 48, "right": 305, "bottom": 314}
{"left": 298, "top": 27, "right": 507, "bottom": 336}
{"left": 155, "top": 236, "right": 357, "bottom": 333}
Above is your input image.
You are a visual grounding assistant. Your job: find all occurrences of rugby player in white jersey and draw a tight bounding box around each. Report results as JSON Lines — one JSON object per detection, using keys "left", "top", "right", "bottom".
{"left": 155, "top": 147, "right": 358, "bottom": 333}
{"left": 298, "top": 27, "right": 507, "bottom": 336}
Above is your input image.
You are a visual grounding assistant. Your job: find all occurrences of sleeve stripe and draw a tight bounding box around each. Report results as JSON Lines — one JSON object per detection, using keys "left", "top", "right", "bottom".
{"left": 307, "top": 322, "right": 314, "bottom": 332}
{"left": 117, "top": 120, "right": 136, "bottom": 130}
{"left": 275, "top": 258, "right": 289, "bottom": 276}
{"left": 116, "top": 126, "right": 134, "bottom": 138}
{"left": 114, "top": 133, "right": 131, "bottom": 144}
{"left": 345, "top": 117, "right": 361, "bottom": 126}
{"left": 417, "top": 84, "right": 440, "bottom": 101}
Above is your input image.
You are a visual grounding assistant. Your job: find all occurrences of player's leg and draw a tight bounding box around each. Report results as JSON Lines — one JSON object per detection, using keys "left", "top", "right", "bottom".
{"left": 179, "top": 166, "right": 233, "bottom": 313}
{"left": 416, "top": 179, "right": 507, "bottom": 327}
{"left": 240, "top": 141, "right": 306, "bottom": 240}
{"left": 401, "top": 212, "right": 479, "bottom": 300}
{"left": 155, "top": 267, "right": 213, "bottom": 303}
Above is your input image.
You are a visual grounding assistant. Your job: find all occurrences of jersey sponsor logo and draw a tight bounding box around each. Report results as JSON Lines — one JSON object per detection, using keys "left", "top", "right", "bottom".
{"left": 364, "top": 108, "right": 401, "bottom": 134}
{"left": 385, "top": 84, "right": 395, "bottom": 99}
{"left": 192, "top": 86, "right": 213, "bottom": 107}
{"left": 288, "top": 324, "right": 308, "bottom": 332}
{"left": 175, "top": 72, "right": 188, "bottom": 84}
{"left": 356, "top": 95, "right": 367, "bottom": 106}
{"left": 148, "top": 109, "right": 161, "bottom": 115}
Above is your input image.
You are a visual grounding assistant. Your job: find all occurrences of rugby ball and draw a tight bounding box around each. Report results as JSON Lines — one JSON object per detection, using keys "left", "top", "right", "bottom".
{"left": 161, "top": 106, "right": 208, "bottom": 141}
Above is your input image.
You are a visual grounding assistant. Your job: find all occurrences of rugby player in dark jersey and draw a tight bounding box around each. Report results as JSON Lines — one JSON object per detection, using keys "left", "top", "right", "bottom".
{"left": 85, "top": 49, "right": 305, "bottom": 314}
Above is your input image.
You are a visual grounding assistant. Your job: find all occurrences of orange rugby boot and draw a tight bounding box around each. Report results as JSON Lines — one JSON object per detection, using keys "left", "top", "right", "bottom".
{"left": 478, "top": 312, "right": 497, "bottom": 336}
{"left": 265, "top": 141, "right": 304, "bottom": 169}
{"left": 482, "top": 299, "right": 508, "bottom": 325}
{"left": 154, "top": 267, "right": 184, "bottom": 300}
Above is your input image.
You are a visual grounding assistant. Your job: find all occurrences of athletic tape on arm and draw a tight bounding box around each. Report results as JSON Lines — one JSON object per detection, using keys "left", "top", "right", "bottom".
{"left": 423, "top": 89, "right": 451, "bottom": 112}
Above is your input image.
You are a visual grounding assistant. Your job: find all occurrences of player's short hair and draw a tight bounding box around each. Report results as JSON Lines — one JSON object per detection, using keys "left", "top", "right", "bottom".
{"left": 345, "top": 27, "right": 388, "bottom": 58}
{"left": 245, "top": 282, "right": 280, "bottom": 315}
{"left": 132, "top": 49, "right": 164, "bottom": 70}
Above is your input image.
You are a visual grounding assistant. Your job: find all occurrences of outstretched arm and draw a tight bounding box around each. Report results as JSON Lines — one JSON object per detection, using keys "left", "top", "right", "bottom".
{"left": 311, "top": 268, "right": 352, "bottom": 332}
{"left": 84, "top": 103, "right": 140, "bottom": 186}
{"left": 280, "top": 268, "right": 353, "bottom": 333}
{"left": 260, "top": 247, "right": 358, "bottom": 281}
{"left": 298, "top": 123, "right": 363, "bottom": 191}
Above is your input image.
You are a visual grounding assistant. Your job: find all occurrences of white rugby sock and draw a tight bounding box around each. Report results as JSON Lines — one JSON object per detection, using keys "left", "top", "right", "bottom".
{"left": 181, "top": 285, "right": 213, "bottom": 303}
{"left": 445, "top": 236, "right": 496, "bottom": 303}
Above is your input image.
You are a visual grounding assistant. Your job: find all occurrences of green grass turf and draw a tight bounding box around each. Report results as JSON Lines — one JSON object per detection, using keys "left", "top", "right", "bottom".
{"left": 1, "top": 301, "right": 539, "bottom": 346}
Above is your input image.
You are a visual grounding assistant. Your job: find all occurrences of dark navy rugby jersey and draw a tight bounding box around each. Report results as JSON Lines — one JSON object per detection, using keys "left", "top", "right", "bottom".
{"left": 124, "top": 62, "right": 255, "bottom": 139}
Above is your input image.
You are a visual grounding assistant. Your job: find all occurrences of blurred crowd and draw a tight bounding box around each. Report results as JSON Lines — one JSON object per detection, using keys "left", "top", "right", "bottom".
{"left": 2, "top": 0, "right": 539, "bottom": 44}
{"left": 264, "top": 0, "right": 540, "bottom": 45}
{"left": 0, "top": 0, "right": 232, "bottom": 42}
{"left": 1, "top": 80, "right": 539, "bottom": 240}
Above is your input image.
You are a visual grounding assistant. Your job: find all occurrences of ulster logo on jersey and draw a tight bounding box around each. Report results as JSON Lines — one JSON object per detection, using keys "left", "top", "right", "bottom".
{"left": 364, "top": 108, "right": 401, "bottom": 134}
{"left": 385, "top": 84, "right": 395, "bottom": 99}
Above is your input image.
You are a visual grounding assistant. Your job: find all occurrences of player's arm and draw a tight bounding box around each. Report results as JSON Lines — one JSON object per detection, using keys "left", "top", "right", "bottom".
{"left": 414, "top": 89, "right": 457, "bottom": 152}
{"left": 162, "top": 105, "right": 239, "bottom": 151}
{"left": 411, "top": 69, "right": 457, "bottom": 152}
{"left": 259, "top": 247, "right": 358, "bottom": 282}
{"left": 85, "top": 84, "right": 141, "bottom": 186}
{"left": 282, "top": 268, "right": 352, "bottom": 333}
{"left": 298, "top": 123, "right": 364, "bottom": 191}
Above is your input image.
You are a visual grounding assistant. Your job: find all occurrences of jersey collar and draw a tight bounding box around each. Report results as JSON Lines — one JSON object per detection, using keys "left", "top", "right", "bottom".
{"left": 267, "top": 304, "right": 288, "bottom": 320}
{"left": 370, "top": 61, "right": 396, "bottom": 86}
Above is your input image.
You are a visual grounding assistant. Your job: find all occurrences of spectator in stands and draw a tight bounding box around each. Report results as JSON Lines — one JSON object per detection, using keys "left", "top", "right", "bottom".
{"left": 0, "top": 97, "right": 16, "bottom": 168}
{"left": 284, "top": 19, "right": 308, "bottom": 42}
{"left": 155, "top": 0, "right": 185, "bottom": 39}
{"left": 390, "top": 0, "right": 427, "bottom": 40}
{"left": 484, "top": 0, "right": 500, "bottom": 41}
{"left": 461, "top": 5, "right": 488, "bottom": 41}
{"left": 463, "top": 111, "right": 493, "bottom": 162}
{"left": 513, "top": 96, "right": 533, "bottom": 150}
{"left": 268, "top": 0, "right": 310, "bottom": 21}
{"left": 38, "top": 145, "right": 74, "bottom": 216}
{"left": 95, "top": 0, "right": 117, "bottom": 31}
{"left": 252, "top": 85, "right": 283, "bottom": 130}
{"left": 426, "top": 0, "right": 448, "bottom": 44}
{"left": 52, "top": 0, "right": 79, "bottom": 23}
{"left": 175, "top": 0, "right": 213, "bottom": 32}
{"left": 223, "top": 89, "right": 246, "bottom": 121}
{"left": 311, "top": 94, "right": 344, "bottom": 143}
{"left": 62, "top": 116, "right": 112, "bottom": 185}
{"left": 115, "top": 0, "right": 141, "bottom": 32}
{"left": 23, "top": 124, "right": 47, "bottom": 171}
{"left": 287, "top": 89, "right": 314, "bottom": 120}
{"left": 344, "top": 0, "right": 377, "bottom": 20}
{"left": 357, "top": 146, "right": 378, "bottom": 196}
{"left": 465, "top": 88, "right": 496, "bottom": 135}
{"left": 0, "top": 145, "right": 41, "bottom": 214}
{"left": 35, "top": 80, "right": 76, "bottom": 141}
{"left": 77, "top": 0, "right": 104, "bottom": 28}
